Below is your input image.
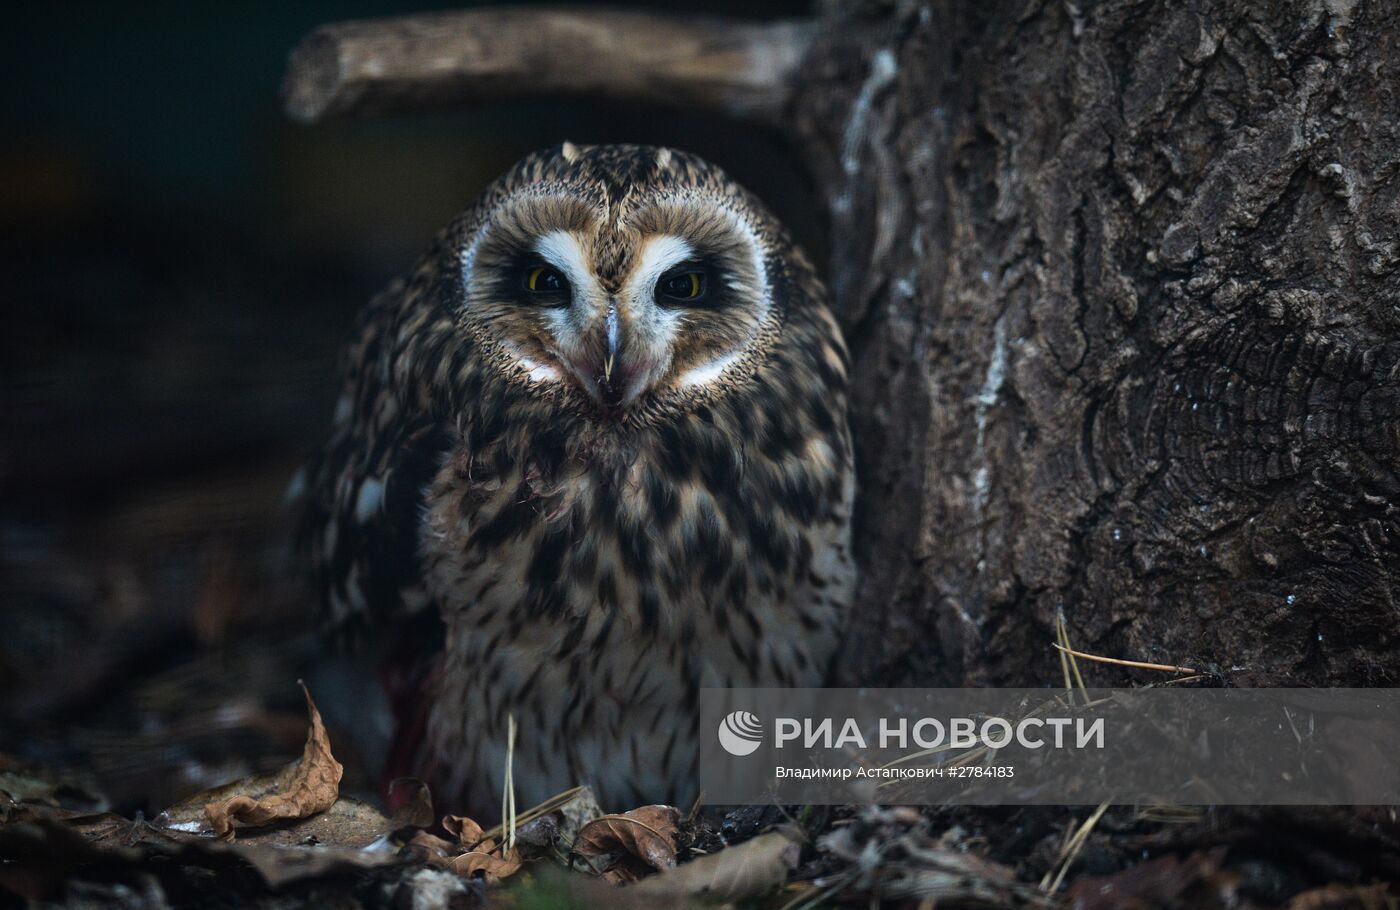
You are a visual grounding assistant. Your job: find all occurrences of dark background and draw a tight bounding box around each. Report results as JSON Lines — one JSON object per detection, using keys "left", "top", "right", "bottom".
{"left": 0, "top": 0, "right": 821, "bottom": 813}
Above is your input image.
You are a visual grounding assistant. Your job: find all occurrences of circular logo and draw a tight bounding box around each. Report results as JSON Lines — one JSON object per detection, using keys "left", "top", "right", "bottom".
{"left": 717, "top": 710, "right": 764, "bottom": 756}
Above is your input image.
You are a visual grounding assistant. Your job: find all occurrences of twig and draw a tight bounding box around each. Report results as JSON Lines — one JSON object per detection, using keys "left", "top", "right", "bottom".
{"left": 284, "top": 8, "right": 815, "bottom": 125}
{"left": 1050, "top": 642, "right": 1197, "bottom": 675}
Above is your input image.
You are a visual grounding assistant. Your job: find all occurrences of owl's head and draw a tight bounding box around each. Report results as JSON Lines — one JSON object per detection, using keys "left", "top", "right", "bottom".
{"left": 446, "top": 143, "right": 798, "bottom": 422}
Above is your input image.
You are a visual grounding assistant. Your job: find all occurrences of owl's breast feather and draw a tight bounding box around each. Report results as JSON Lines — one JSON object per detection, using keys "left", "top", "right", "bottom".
{"left": 418, "top": 381, "right": 853, "bottom": 811}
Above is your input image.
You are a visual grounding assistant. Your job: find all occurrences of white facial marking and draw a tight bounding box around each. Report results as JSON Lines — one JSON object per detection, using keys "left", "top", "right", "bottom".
{"left": 535, "top": 230, "right": 594, "bottom": 295}
{"left": 631, "top": 235, "right": 695, "bottom": 296}
{"left": 621, "top": 233, "right": 692, "bottom": 349}
{"left": 524, "top": 359, "right": 561, "bottom": 382}
{"left": 729, "top": 210, "right": 771, "bottom": 320}
{"left": 530, "top": 230, "right": 601, "bottom": 373}
{"left": 503, "top": 342, "right": 563, "bottom": 383}
{"left": 678, "top": 351, "right": 741, "bottom": 388}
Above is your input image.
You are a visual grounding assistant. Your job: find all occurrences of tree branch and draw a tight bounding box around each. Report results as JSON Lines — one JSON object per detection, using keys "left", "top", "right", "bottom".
{"left": 283, "top": 7, "right": 816, "bottom": 125}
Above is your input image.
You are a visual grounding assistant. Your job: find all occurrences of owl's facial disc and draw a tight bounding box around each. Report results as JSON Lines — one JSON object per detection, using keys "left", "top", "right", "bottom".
{"left": 461, "top": 191, "right": 772, "bottom": 418}
{"left": 531, "top": 229, "right": 669, "bottom": 414}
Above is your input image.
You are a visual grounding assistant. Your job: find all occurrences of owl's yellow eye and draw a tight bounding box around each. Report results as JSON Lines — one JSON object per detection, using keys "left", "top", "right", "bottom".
{"left": 524, "top": 265, "right": 567, "bottom": 295}
{"left": 656, "top": 267, "right": 707, "bottom": 304}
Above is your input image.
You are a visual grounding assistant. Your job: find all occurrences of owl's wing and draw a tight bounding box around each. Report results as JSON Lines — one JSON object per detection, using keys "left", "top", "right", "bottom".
{"left": 298, "top": 278, "right": 452, "bottom": 635}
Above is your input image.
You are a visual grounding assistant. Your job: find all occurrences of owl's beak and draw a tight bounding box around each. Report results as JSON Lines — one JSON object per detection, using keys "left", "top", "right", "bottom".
{"left": 601, "top": 305, "right": 620, "bottom": 385}
{"left": 568, "top": 302, "right": 643, "bottom": 415}
{"left": 595, "top": 305, "right": 628, "bottom": 412}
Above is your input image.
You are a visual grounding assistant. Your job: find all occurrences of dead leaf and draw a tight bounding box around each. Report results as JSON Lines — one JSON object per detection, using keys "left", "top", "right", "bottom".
{"left": 431, "top": 814, "right": 524, "bottom": 884}
{"left": 202, "top": 683, "right": 343, "bottom": 840}
{"left": 447, "top": 845, "right": 523, "bottom": 882}
{"left": 164, "top": 786, "right": 392, "bottom": 850}
{"left": 222, "top": 796, "right": 391, "bottom": 849}
{"left": 406, "top": 830, "right": 458, "bottom": 863}
{"left": 161, "top": 766, "right": 296, "bottom": 829}
{"left": 443, "top": 813, "right": 488, "bottom": 849}
{"left": 572, "top": 805, "right": 682, "bottom": 884}
{"left": 629, "top": 829, "right": 799, "bottom": 901}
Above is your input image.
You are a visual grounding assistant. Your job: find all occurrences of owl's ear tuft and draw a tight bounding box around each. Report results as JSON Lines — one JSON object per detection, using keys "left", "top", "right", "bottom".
{"left": 561, "top": 141, "right": 580, "bottom": 163}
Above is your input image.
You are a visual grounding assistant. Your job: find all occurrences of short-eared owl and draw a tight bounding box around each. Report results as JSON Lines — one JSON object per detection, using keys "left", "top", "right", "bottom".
{"left": 302, "top": 143, "right": 854, "bottom": 813}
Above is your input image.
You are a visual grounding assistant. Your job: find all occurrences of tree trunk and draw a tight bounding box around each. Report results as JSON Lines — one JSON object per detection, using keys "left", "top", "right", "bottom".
{"left": 796, "top": 0, "right": 1400, "bottom": 687}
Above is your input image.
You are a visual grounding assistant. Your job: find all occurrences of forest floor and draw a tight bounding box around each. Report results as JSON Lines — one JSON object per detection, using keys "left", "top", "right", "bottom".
{"left": 3, "top": 488, "right": 1398, "bottom": 909}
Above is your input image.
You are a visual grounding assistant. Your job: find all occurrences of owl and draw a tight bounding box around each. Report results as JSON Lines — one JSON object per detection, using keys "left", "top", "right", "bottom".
{"left": 301, "top": 143, "right": 854, "bottom": 814}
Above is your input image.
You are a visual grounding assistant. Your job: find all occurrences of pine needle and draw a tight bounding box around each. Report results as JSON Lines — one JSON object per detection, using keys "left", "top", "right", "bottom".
{"left": 1134, "top": 804, "right": 1205, "bottom": 824}
{"left": 1051, "top": 642, "right": 1197, "bottom": 674}
{"left": 500, "top": 713, "right": 517, "bottom": 852}
{"left": 1056, "top": 633, "right": 1074, "bottom": 698}
{"left": 777, "top": 878, "right": 849, "bottom": 910}
{"left": 1055, "top": 608, "right": 1088, "bottom": 700}
{"left": 1041, "top": 800, "right": 1110, "bottom": 893}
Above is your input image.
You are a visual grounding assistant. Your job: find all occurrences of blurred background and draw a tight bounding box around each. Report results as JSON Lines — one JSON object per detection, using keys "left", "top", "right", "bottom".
{"left": 0, "top": 0, "right": 822, "bottom": 814}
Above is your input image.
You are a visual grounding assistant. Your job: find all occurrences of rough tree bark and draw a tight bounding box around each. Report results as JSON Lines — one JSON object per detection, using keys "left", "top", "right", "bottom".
{"left": 796, "top": 0, "right": 1400, "bottom": 688}
{"left": 285, "top": 0, "right": 1400, "bottom": 689}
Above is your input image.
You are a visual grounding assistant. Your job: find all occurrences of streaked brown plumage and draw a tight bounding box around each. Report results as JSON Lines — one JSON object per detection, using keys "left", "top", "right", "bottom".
{"left": 301, "top": 143, "right": 854, "bottom": 813}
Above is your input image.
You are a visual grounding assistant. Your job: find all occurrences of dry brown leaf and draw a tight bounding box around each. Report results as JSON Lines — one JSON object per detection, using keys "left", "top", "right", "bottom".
{"left": 572, "top": 805, "right": 681, "bottom": 883}
{"left": 428, "top": 814, "right": 524, "bottom": 884}
{"left": 406, "top": 830, "right": 458, "bottom": 862}
{"left": 442, "top": 813, "right": 488, "bottom": 849}
{"left": 165, "top": 786, "right": 391, "bottom": 849}
{"left": 629, "top": 829, "right": 800, "bottom": 901}
{"left": 229, "top": 796, "right": 391, "bottom": 849}
{"left": 203, "top": 683, "right": 343, "bottom": 840}
{"left": 447, "top": 845, "right": 523, "bottom": 883}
